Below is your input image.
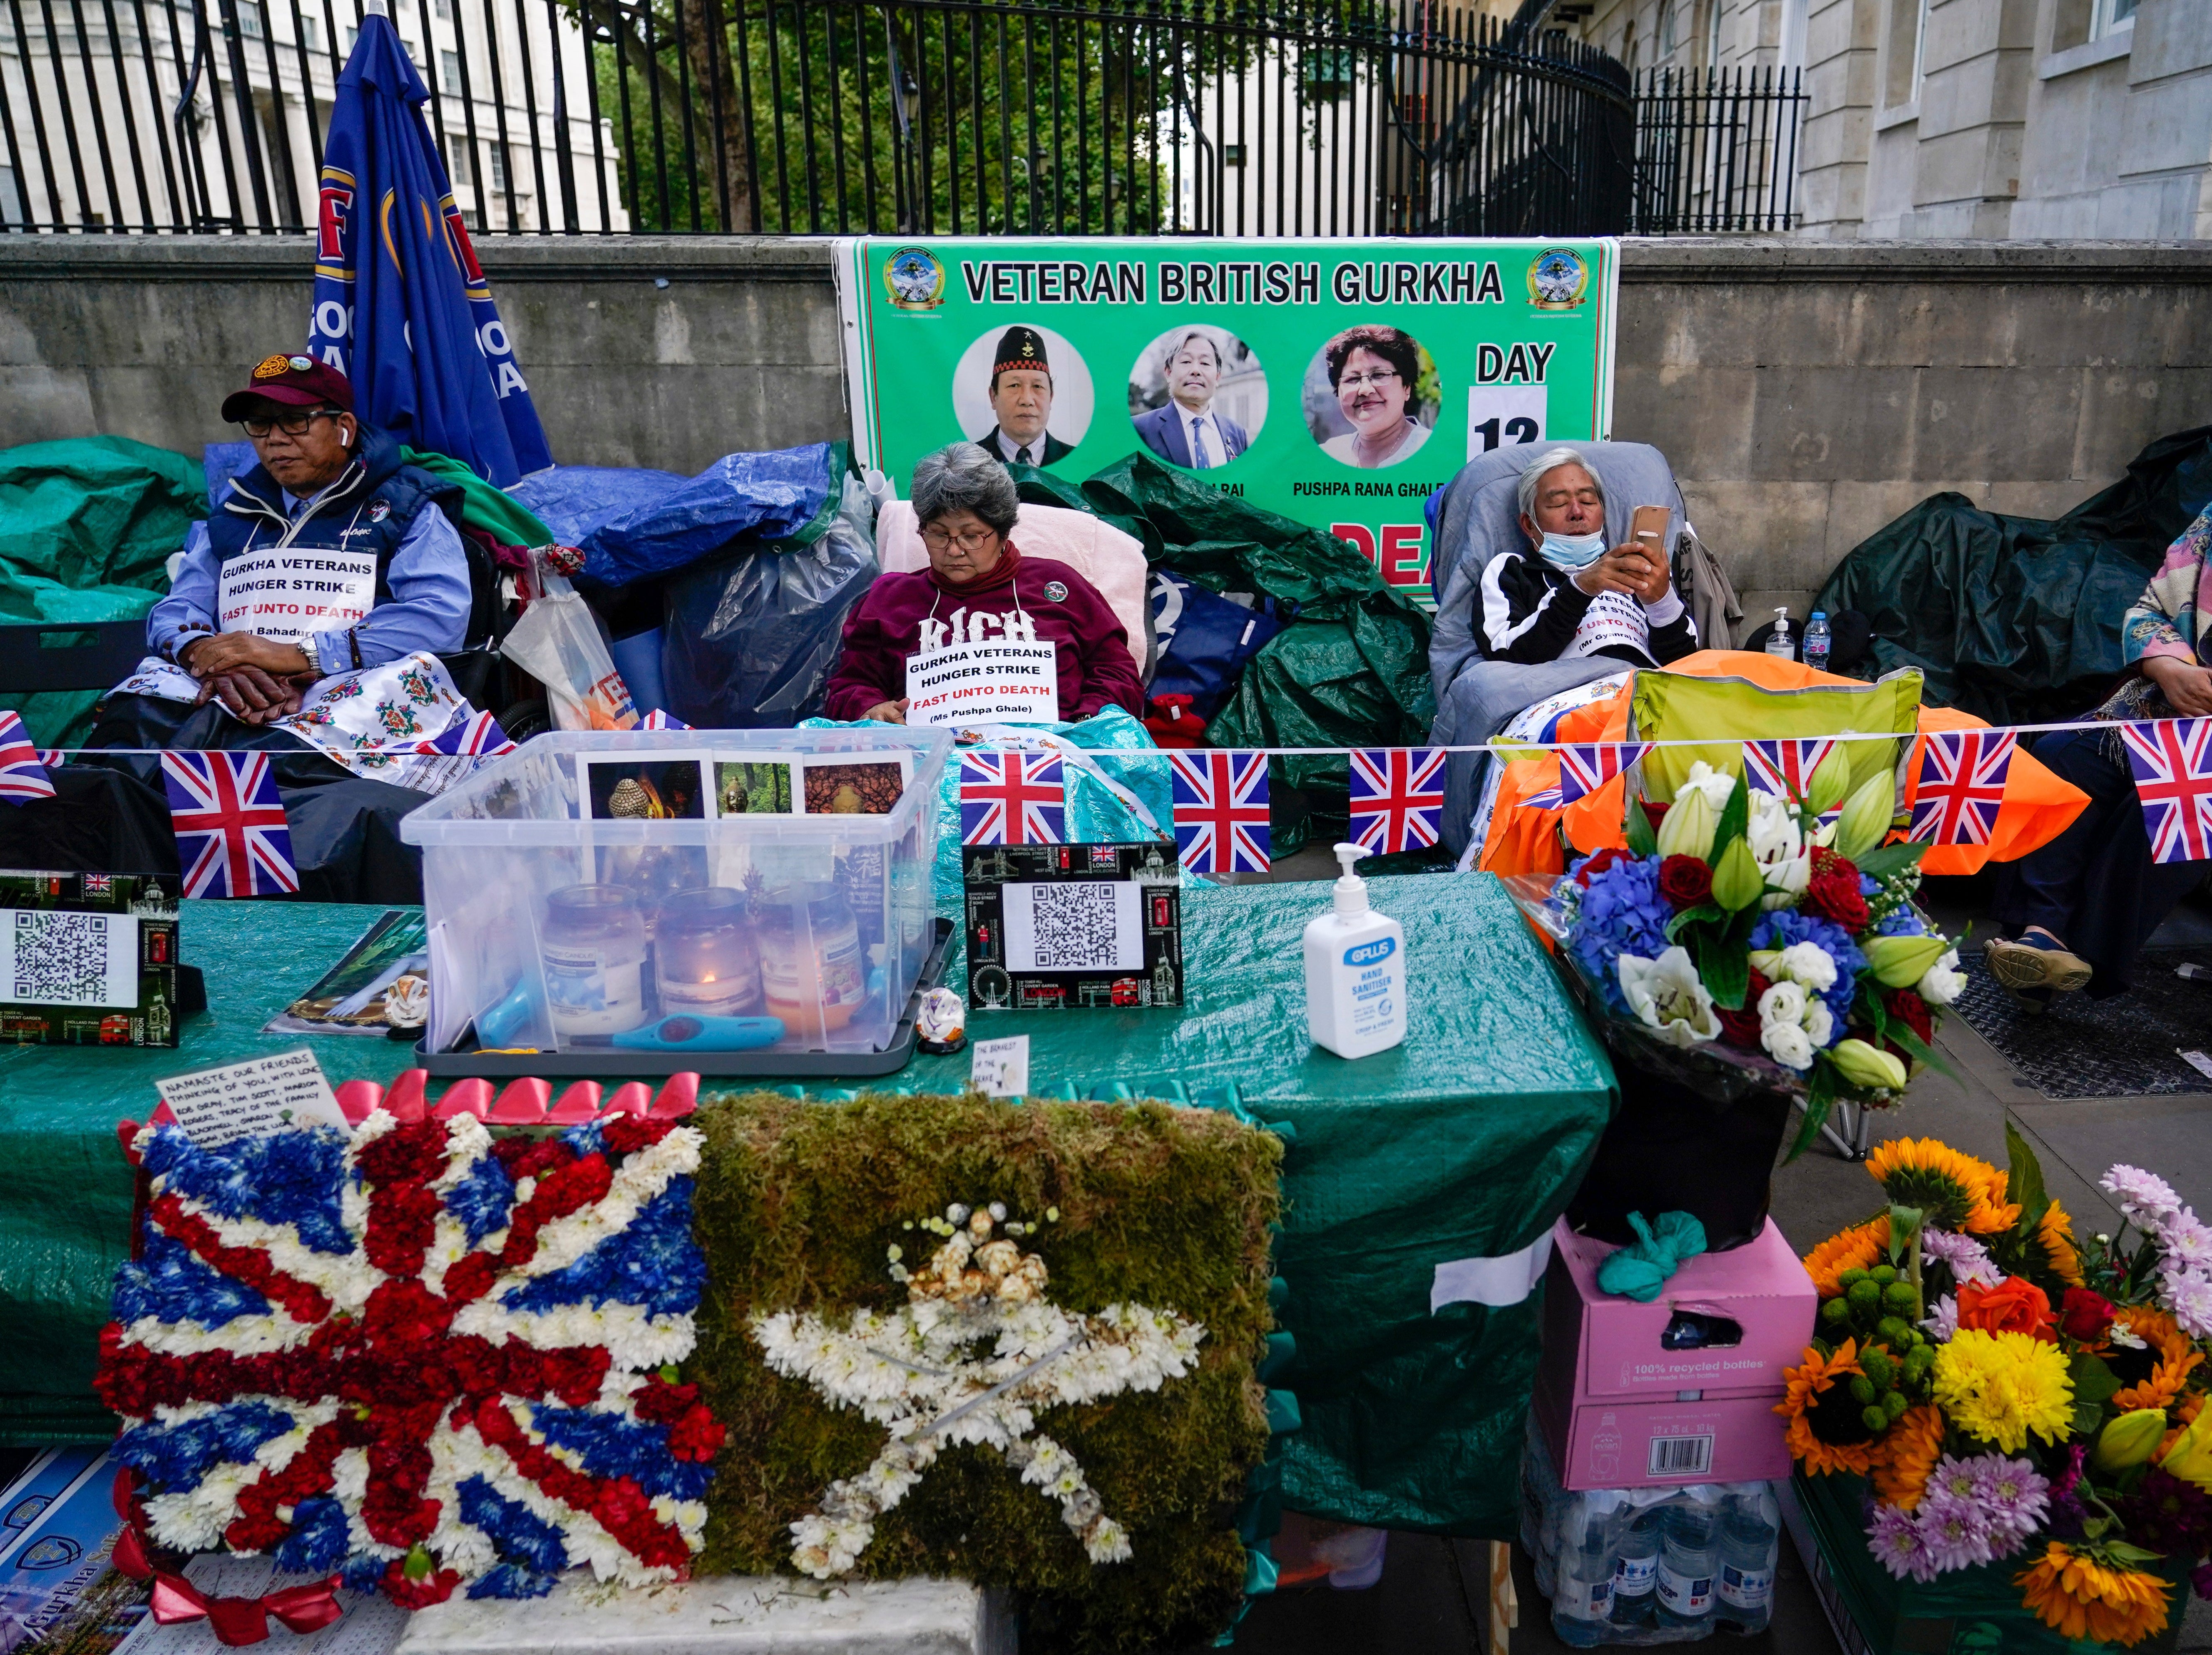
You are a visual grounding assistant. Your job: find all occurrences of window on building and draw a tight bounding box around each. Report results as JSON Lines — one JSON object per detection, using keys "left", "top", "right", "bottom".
{"left": 488, "top": 141, "right": 508, "bottom": 194}
{"left": 238, "top": 0, "right": 263, "bottom": 38}
{"left": 440, "top": 49, "right": 462, "bottom": 92}
{"left": 298, "top": 13, "right": 316, "bottom": 49}
{"left": 445, "top": 134, "right": 471, "bottom": 186}
{"left": 1911, "top": 0, "right": 1930, "bottom": 97}
{"left": 1658, "top": 0, "right": 1680, "bottom": 57}
{"left": 343, "top": 23, "right": 357, "bottom": 49}
{"left": 2091, "top": 0, "right": 2136, "bottom": 37}
{"left": 435, "top": 0, "right": 451, "bottom": 15}
{"left": 1883, "top": 0, "right": 1925, "bottom": 107}
{"left": 1703, "top": 0, "right": 1720, "bottom": 68}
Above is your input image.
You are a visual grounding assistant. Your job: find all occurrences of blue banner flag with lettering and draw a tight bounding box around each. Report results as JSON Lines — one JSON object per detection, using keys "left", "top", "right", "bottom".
{"left": 307, "top": 5, "right": 551, "bottom": 485}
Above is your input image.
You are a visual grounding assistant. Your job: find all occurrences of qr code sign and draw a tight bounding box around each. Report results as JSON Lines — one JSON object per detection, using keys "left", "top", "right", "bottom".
{"left": 7, "top": 910, "right": 131, "bottom": 1007}
{"left": 1026, "top": 883, "right": 1123, "bottom": 970}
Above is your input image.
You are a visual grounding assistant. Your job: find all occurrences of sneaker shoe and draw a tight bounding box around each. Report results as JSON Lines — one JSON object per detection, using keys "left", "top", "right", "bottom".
{"left": 1986, "top": 935, "right": 2093, "bottom": 994}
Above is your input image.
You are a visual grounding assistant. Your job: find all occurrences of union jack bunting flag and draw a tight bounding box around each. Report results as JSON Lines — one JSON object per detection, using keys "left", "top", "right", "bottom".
{"left": 1906, "top": 729, "right": 2015, "bottom": 846}
{"left": 2119, "top": 718, "right": 2212, "bottom": 864}
{"left": 412, "top": 710, "right": 517, "bottom": 757}
{"left": 160, "top": 750, "right": 299, "bottom": 897}
{"left": 1348, "top": 747, "right": 1447, "bottom": 854}
{"left": 1526, "top": 741, "right": 1653, "bottom": 811}
{"left": 0, "top": 711, "right": 56, "bottom": 802}
{"left": 639, "top": 710, "right": 692, "bottom": 729}
{"left": 1169, "top": 751, "right": 1270, "bottom": 874}
{"left": 1742, "top": 737, "right": 1839, "bottom": 803}
{"left": 959, "top": 750, "right": 1066, "bottom": 846}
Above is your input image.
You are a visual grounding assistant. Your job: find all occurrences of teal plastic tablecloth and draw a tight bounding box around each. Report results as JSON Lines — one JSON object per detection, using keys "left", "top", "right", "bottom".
{"left": 0, "top": 874, "right": 1616, "bottom": 1538}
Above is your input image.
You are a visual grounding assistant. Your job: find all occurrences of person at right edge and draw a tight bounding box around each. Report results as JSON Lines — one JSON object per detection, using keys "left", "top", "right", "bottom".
{"left": 1475, "top": 445, "right": 1698, "bottom": 669}
{"left": 1988, "top": 503, "right": 2212, "bottom": 1007}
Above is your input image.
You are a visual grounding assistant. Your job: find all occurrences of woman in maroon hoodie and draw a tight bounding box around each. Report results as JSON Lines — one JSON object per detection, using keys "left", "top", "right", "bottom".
{"left": 823, "top": 443, "right": 1146, "bottom": 724}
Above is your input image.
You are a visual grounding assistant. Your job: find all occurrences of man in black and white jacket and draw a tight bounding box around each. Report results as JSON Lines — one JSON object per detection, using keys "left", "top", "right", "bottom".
{"left": 1477, "top": 446, "right": 1698, "bottom": 667}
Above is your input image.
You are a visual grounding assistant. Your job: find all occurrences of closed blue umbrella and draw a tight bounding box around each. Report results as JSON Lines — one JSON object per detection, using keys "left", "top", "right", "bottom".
{"left": 305, "top": 0, "right": 552, "bottom": 485}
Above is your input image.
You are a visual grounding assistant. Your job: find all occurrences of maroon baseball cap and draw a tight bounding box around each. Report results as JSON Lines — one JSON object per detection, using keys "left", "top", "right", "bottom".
{"left": 221, "top": 353, "right": 356, "bottom": 421}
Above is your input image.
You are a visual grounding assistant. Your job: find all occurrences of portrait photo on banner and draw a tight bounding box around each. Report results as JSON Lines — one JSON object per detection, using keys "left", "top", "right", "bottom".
{"left": 950, "top": 323, "right": 1095, "bottom": 467}
{"left": 1126, "top": 324, "right": 1268, "bottom": 472}
{"left": 1302, "top": 324, "right": 1440, "bottom": 471}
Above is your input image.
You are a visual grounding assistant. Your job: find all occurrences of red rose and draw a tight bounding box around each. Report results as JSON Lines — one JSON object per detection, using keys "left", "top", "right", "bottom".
{"left": 1713, "top": 969, "right": 1771, "bottom": 1051}
{"left": 1658, "top": 854, "right": 1715, "bottom": 911}
{"left": 1574, "top": 846, "right": 1633, "bottom": 887}
{"left": 1811, "top": 846, "right": 1860, "bottom": 883}
{"left": 2061, "top": 1287, "right": 2116, "bottom": 1344}
{"left": 1882, "top": 989, "right": 1933, "bottom": 1062}
{"left": 1957, "top": 1276, "right": 2057, "bottom": 1342}
{"left": 1802, "top": 867, "right": 1870, "bottom": 930}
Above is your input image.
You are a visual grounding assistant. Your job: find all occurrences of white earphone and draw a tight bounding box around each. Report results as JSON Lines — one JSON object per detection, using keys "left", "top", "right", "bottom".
{"left": 339, "top": 427, "right": 350, "bottom": 447}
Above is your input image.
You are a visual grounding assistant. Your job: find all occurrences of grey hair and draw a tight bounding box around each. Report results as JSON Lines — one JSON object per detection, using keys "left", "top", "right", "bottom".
{"left": 912, "top": 442, "right": 1019, "bottom": 537}
{"left": 1516, "top": 444, "right": 1604, "bottom": 522}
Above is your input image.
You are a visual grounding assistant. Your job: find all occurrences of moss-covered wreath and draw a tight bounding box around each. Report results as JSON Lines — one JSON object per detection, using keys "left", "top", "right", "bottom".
{"left": 691, "top": 1089, "right": 1281, "bottom": 1654}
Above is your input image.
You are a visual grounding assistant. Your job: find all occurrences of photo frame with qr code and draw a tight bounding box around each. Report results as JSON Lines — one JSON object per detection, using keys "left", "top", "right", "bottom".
{"left": 0, "top": 870, "right": 187, "bottom": 1048}
{"left": 960, "top": 841, "right": 1182, "bottom": 1012}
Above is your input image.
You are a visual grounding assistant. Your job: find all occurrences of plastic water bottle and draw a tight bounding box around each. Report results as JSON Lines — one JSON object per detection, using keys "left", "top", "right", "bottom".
{"left": 1765, "top": 607, "right": 1796, "bottom": 661}
{"left": 1715, "top": 1502, "right": 1778, "bottom": 1633}
{"left": 1803, "top": 610, "right": 1832, "bottom": 674}
{"left": 1655, "top": 1503, "right": 1717, "bottom": 1630}
{"left": 1610, "top": 1512, "right": 1660, "bottom": 1628}
{"left": 1552, "top": 1516, "right": 1616, "bottom": 1647}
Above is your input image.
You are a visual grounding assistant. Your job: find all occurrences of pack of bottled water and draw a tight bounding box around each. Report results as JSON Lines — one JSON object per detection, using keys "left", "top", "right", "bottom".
{"left": 1521, "top": 1414, "right": 1780, "bottom": 1646}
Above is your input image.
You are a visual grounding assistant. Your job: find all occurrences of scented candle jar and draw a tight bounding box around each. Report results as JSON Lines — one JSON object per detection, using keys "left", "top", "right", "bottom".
{"left": 757, "top": 881, "right": 865, "bottom": 1036}
{"left": 656, "top": 887, "right": 764, "bottom": 1019}
{"left": 542, "top": 883, "right": 648, "bottom": 1038}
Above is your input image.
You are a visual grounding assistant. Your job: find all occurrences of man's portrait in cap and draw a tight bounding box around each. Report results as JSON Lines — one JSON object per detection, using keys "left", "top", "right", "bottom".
{"left": 951, "top": 323, "right": 1093, "bottom": 467}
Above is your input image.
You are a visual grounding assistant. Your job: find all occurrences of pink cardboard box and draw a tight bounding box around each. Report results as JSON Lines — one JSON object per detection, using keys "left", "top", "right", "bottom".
{"left": 1534, "top": 1216, "right": 1818, "bottom": 1489}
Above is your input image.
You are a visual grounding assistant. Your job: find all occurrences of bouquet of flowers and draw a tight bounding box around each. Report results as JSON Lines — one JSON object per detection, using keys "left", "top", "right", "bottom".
{"left": 1516, "top": 749, "right": 1965, "bottom": 1159}
{"left": 1782, "top": 1134, "right": 2212, "bottom": 1648}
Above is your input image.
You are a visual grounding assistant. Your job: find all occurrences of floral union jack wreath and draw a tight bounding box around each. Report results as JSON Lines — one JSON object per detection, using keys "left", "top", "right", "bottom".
{"left": 94, "top": 1107, "right": 725, "bottom": 1632}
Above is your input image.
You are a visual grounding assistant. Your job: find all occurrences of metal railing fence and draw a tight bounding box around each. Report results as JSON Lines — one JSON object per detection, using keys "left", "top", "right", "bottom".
{"left": 0, "top": 0, "right": 1802, "bottom": 236}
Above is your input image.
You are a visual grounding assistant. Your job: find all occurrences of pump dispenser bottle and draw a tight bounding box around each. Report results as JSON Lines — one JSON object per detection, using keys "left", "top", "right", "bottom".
{"left": 1302, "top": 842, "right": 1407, "bottom": 1058}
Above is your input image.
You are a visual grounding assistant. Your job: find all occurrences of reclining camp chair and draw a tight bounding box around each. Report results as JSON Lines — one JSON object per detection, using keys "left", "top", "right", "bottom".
{"left": 1426, "top": 440, "right": 1692, "bottom": 858}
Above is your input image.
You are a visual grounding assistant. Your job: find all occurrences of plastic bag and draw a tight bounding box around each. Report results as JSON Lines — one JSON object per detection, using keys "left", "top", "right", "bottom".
{"left": 499, "top": 571, "right": 639, "bottom": 730}
{"left": 1147, "top": 567, "right": 1293, "bottom": 722}
{"left": 661, "top": 472, "right": 879, "bottom": 728}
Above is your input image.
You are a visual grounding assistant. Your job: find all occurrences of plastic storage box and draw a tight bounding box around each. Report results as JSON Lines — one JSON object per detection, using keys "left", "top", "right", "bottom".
{"left": 399, "top": 727, "right": 952, "bottom": 1065}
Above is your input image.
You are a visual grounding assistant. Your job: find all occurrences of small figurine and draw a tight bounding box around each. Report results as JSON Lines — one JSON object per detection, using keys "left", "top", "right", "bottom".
{"left": 915, "top": 986, "right": 967, "bottom": 1055}
{"left": 385, "top": 974, "right": 429, "bottom": 1030}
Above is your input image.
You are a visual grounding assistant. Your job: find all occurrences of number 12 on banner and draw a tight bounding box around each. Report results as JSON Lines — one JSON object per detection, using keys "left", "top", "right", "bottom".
{"left": 1466, "top": 386, "right": 1548, "bottom": 461}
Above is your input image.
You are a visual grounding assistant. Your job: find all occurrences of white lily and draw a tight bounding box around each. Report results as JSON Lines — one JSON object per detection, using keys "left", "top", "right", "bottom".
{"left": 1676, "top": 760, "right": 1738, "bottom": 814}
{"left": 1617, "top": 947, "right": 1722, "bottom": 1047}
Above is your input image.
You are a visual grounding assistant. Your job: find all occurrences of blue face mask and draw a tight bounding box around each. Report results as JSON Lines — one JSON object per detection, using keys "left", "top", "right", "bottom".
{"left": 1538, "top": 529, "right": 1606, "bottom": 572}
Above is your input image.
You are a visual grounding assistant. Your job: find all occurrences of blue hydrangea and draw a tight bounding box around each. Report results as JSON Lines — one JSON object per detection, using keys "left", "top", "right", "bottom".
{"left": 457, "top": 1476, "right": 568, "bottom": 1576}
{"left": 1569, "top": 855, "right": 1674, "bottom": 1011}
{"left": 113, "top": 1233, "right": 272, "bottom": 1328}
{"left": 560, "top": 1121, "right": 608, "bottom": 1159}
{"left": 466, "top": 1564, "right": 559, "bottom": 1599}
{"left": 527, "top": 1405, "right": 716, "bottom": 1503}
{"left": 445, "top": 1154, "right": 516, "bottom": 1249}
{"left": 114, "top": 1400, "right": 291, "bottom": 1491}
{"left": 142, "top": 1126, "right": 352, "bottom": 1255}
{"left": 499, "top": 1181, "right": 704, "bottom": 1319}
{"left": 340, "top": 1555, "right": 387, "bottom": 1595}
{"left": 1751, "top": 908, "right": 1867, "bottom": 1021}
{"left": 275, "top": 1497, "right": 350, "bottom": 1572}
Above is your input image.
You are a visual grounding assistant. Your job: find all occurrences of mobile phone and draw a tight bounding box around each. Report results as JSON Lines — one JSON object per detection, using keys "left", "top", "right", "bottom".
{"left": 1630, "top": 504, "right": 1671, "bottom": 553}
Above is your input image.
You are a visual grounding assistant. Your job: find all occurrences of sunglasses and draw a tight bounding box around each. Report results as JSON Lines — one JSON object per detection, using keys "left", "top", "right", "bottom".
{"left": 240, "top": 408, "right": 342, "bottom": 438}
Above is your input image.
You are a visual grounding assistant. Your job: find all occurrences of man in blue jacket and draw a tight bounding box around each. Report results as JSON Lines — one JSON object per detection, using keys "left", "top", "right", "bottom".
{"left": 96, "top": 353, "right": 472, "bottom": 741}
{"left": 1131, "top": 330, "right": 1250, "bottom": 470}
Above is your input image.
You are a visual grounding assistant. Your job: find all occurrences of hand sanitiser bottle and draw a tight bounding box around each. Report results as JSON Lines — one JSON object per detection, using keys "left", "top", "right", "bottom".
{"left": 1303, "top": 843, "right": 1406, "bottom": 1058}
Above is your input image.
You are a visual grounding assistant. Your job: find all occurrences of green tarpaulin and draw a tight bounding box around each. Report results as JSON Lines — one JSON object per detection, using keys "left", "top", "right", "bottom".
{"left": 0, "top": 875, "right": 1612, "bottom": 1536}
{"left": 1015, "top": 453, "right": 1437, "bottom": 849}
{"left": 0, "top": 436, "right": 206, "bottom": 746}
{"left": 1813, "top": 425, "right": 2212, "bottom": 725}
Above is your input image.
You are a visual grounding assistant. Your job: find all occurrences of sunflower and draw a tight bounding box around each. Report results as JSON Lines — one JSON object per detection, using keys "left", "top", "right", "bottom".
{"left": 1870, "top": 1404, "right": 1946, "bottom": 1511}
{"left": 2017, "top": 1541, "right": 2173, "bottom": 1648}
{"left": 2109, "top": 1306, "right": 2205, "bottom": 1414}
{"left": 1777, "top": 1338, "right": 1883, "bottom": 1477}
{"left": 1864, "top": 1138, "right": 2021, "bottom": 1235}
{"left": 1931, "top": 1328, "right": 2075, "bottom": 1452}
{"left": 2038, "top": 1199, "right": 2085, "bottom": 1288}
{"left": 1804, "top": 1215, "right": 1891, "bottom": 1297}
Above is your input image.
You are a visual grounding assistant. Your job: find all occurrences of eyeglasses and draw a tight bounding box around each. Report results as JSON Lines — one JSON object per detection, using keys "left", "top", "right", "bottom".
{"left": 1339, "top": 370, "right": 1402, "bottom": 392}
{"left": 240, "top": 408, "right": 340, "bottom": 438}
{"left": 920, "top": 526, "right": 999, "bottom": 554}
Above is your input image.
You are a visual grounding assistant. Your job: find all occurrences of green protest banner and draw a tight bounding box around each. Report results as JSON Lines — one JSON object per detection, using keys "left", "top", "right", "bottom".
{"left": 833, "top": 236, "right": 1618, "bottom": 604}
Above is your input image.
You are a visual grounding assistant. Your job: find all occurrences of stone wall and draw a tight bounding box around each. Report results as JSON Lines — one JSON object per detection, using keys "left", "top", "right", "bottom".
{"left": 3, "top": 233, "right": 2207, "bottom": 629}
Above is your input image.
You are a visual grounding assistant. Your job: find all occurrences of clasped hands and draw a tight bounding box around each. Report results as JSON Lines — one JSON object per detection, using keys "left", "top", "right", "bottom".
{"left": 179, "top": 634, "right": 318, "bottom": 725}
{"left": 2143, "top": 655, "right": 2212, "bottom": 718}
{"left": 1571, "top": 543, "right": 1672, "bottom": 604}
